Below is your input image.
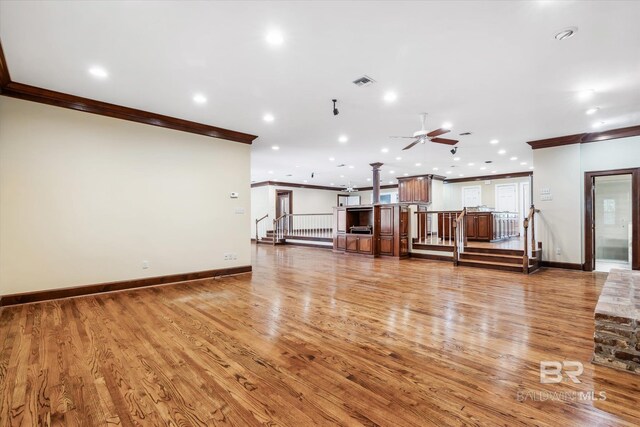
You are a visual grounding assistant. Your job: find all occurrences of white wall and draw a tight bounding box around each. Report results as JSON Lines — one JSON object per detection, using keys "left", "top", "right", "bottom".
{"left": 442, "top": 176, "right": 531, "bottom": 211}
{"left": 532, "top": 136, "right": 640, "bottom": 265}
{"left": 0, "top": 97, "right": 251, "bottom": 295}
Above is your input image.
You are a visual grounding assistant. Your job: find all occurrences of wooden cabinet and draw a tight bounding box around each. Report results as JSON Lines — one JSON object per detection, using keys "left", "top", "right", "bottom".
{"left": 333, "top": 204, "right": 409, "bottom": 258}
{"left": 398, "top": 175, "right": 432, "bottom": 204}
{"left": 476, "top": 213, "right": 491, "bottom": 241}
{"left": 465, "top": 215, "right": 477, "bottom": 239}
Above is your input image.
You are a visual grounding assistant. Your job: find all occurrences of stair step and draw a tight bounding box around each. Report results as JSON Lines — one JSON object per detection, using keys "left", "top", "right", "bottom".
{"left": 412, "top": 243, "right": 454, "bottom": 252}
{"left": 458, "top": 260, "right": 525, "bottom": 273}
{"left": 459, "top": 252, "right": 522, "bottom": 265}
{"left": 463, "top": 246, "right": 524, "bottom": 256}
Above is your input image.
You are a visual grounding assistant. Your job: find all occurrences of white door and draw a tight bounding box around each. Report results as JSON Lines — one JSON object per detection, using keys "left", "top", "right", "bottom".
{"left": 462, "top": 186, "right": 481, "bottom": 208}
{"left": 495, "top": 184, "right": 517, "bottom": 212}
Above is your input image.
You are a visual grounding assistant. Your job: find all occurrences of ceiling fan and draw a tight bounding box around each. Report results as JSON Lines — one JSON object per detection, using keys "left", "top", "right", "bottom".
{"left": 341, "top": 181, "right": 358, "bottom": 192}
{"left": 391, "top": 113, "right": 458, "bottom": 150}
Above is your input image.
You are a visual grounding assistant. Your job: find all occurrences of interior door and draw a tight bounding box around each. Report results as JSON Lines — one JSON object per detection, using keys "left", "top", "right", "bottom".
{"left": 462, "top": 186, "right": 481, "bottom": 208}
{"left": 495, "top": 184, "right": 517, "bottom": 212}
{"left": 276, "top": 190, "right": 292, "bottom": 233}
{"left": 594, "top": 175, "right": 632, "bottom": 272}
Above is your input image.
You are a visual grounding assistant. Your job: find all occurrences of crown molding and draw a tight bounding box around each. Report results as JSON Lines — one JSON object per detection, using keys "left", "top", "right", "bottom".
{"left": 443, "top": 171, "right": 532, "bottom": 184}
{"left": 0, "top": 39, "right": 257, "bottom": 144}
{"left": 527, "top": 125, "right": 640, "bottom": 150}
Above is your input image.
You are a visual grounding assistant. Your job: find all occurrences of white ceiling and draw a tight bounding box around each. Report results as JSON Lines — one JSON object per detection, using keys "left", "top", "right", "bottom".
{"left": 2, "top": 1, "right": 640, "bottom": 188}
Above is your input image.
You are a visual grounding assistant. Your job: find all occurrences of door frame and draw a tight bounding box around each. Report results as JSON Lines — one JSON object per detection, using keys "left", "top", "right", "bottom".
{"left": 584, "top": 167, "right": 640, "bottom": 271}
{"left": 275, "top": 190, "right": 293, "bottom": 217}
{"left": 461, "top": 185, "right": 482, "bottom": 208}
{"left": 494, "top": 183, "right": 518, "bottom": 212}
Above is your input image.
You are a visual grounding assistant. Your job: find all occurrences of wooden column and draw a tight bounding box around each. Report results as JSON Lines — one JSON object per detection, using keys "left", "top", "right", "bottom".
{"left": 370, "top": 162, "right": 383, "bottom": 204}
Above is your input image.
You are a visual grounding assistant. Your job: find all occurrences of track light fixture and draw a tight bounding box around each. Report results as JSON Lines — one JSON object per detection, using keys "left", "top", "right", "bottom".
{"left": 450, "top": 147, "right": 458, "bottom": 155}
{"left": 332, "top": 99, "right": 339, "bottom": 116}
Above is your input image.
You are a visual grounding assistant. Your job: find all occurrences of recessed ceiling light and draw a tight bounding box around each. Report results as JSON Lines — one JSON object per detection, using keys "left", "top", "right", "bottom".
{"left": 271, "top": 145, "right": 280, "bottom": 150}
{"left": 404, "top": 173, "right": 409, "bottom": 176}
{"left": 529, "top": 166, "right": 535, "bottom": 170}
{"left": 268, "top": 170, "right": 274, "bottom": 174}
{"left": 491, "top": 170, "right": 497, "bottom": 174}
{"left": 415, "top": 163, "right": 422, "bottom": 166}
{"left": 480, "top": 166, "right": 487, "bottom": 170}
{"left": 340, "top": 174, "right": 345, "bottom": 178}
{"left": 459, "top": 174, "right": 464, "bottom": 177}
{"left": 263, "top": 113, "right": 275, "bottom": 122}
{"left": 348, "top": 165, "right": 354, "bottom": 169}
{"left": 554, "top": 27, "right": 578, "bottom": 41}
{"left": 442, "top": 122, "right": 452, "bottom": 130}
{"left": 389, "top": 170, "right": 395, "bottom": 174}
{"left": 578, "top": 89, "right": 595, "bottom": 100}
{"left": 467, "top": 162, "right": 474, "bottom": 166}
{"left": 192, "top": 93, "right": 207, "bottom": 104}
{"left": 383, "top": 91, "right": 397, "bottom": 103}
{"left": 453, "top": 157, "right": 461, "bottom": 161}
{"left": 388, "top": 180, "right": 394, "bottom": 184}
{"left": 510, "top": 156, "right": 518, "bottom": 161}
{"left": 329, "top": 157, "right": 335, "bottom": 161}
{"left": 433, "top": 167, "right": 439, "bottom": 171}
{"left": 381, "top": 148, "right": 389, "bottom": 153}
{"left": 295, "top": 165, "right": 300, "bottom": 168}
{"left": 266, "top": 29, "right": 284, "bottom": 46}
{"left": 446, "top": 171, "right": 452, "bottom": 175}
{"left": 593, "top": 121, "right": 605, "bottom": 128}
{"left": 498, "top": 149, "right": 506, "bottom": 155}
{"left": 520, "top": 161, "right": 528, "bottom": 165}
{"left": 366, "top": 178, "right": 371, "bottom": 181}
{"left": 396, "top": 156, "right": 402, "bottom": 161}
{"left": 490, "top": 139, "right": 499, "bottom": 145}
{"left": 586, "top": 107, "right": 600, "bottom": 115}
{"left": 303, "top": 180, "right": 308, "bottom": 183}
{"left": 330, "top": 183, "right": 335, "bottom": 186}
{"left": 338, "top": 135, "right": 348, "bottom": 143}
{"left": 88, "top": 66, "right": 108, "bottom": 79}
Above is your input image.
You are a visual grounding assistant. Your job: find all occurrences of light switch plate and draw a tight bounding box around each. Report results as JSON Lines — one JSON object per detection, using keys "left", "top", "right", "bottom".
{"left": 234, "top": 207, "right": 245, "bottom": 214}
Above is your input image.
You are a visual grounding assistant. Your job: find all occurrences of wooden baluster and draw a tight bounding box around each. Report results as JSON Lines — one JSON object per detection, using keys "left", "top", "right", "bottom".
{"left": 522, "top": 218, "right": 529, "bottom": 273}
{"left": 453, "top": 220, "right": 458, "bottom": 266}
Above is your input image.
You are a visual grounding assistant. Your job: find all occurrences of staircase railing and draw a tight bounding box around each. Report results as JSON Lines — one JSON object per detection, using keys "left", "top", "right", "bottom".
{"left": 413, "top": 210, "right": 461, "bottom": 246}
{"left": 285, "top": 213, "right": 333, "bottom": 238}
{"left": 273, "top": 214, "right": 286, "bottom": 245}
{"left": 255, "top": 213, "right": 269, "bottom": 241}
{"left": 452, "top": 208, "right": 467, "bottom": 266}
{"left": 522, "top": 205, "right": 540, "bottom": 273}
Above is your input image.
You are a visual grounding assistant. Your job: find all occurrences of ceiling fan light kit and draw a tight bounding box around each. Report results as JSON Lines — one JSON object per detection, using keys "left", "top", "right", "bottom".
{"left": 390, "top": 113, "right": 459, "bottom": 150}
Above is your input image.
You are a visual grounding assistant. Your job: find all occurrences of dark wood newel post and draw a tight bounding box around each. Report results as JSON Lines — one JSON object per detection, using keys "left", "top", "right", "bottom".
{"left": 370, "top": 162, "right": 383, "bottom": 204}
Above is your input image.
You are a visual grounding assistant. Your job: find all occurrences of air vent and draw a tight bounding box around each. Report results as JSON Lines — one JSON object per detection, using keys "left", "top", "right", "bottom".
{"left": 459, "top": 132, "right": 472, "bottom": 136}
{"left": 352, "top": 75, "right": 376, "bottom": 87}
{"left": 286, "top": 174, "right": 293, "bottom": 177}
{"left": 485, "top": 160, "right": 493, "bottom": 164}
{"left": 337, "top": 164, "right": 346, "bottom": 168}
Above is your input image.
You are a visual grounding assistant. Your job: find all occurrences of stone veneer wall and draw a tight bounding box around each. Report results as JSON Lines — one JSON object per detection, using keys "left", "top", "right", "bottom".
{"left": 593, "top": 269, "right": 640, "bottom": 374}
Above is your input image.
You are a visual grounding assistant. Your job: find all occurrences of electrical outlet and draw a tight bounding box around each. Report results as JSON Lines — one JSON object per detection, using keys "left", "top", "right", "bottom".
{"left": 142, "top": 260, "right": 149, "bottom": 269}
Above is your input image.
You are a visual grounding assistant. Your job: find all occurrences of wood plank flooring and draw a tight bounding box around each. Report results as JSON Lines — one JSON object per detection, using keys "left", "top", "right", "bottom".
{"left": 1, "top": 245, "right": 639, "bottom": 426}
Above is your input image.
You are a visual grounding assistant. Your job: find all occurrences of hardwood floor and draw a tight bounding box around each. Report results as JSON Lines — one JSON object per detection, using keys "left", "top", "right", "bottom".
{"left": 1, "top": 245, "right": 639, "bottom": 426}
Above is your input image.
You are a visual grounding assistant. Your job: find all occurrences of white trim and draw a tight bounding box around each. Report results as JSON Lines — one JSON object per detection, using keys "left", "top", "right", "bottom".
{"left": 461, "top": 185, "right": 482, "bottom": 207}
{"left": 495, "top": 183, "right": 518, "bottom": 212}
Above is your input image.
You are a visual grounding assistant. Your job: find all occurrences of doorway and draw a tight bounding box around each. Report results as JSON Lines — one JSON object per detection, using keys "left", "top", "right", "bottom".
{"left": 275, "top": 190, "right": 293, "bottom": 233}
{"left": 495, "top": 184, "right": 518, "bottom": 212}
{"left": 585, "top": 168, "right": 640, "bottom": 272}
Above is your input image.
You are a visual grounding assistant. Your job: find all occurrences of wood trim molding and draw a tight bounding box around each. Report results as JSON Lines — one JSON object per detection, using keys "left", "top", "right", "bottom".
{"left": 527, "top": 125, "right": 640, "bottom": 150}
{"left": 2, "top": 82, "right": 257, "bottom": 144}
{"left": 0, "top": 265, "right": 252, "bottom": 307}
{"left": 0, "top": 38, "right": 257, "bottom": 144}
{"left": 0, "top": 40, "right": 10, "bottom": 89}
{"left": 443, "top": 171, "right": 532, "bottom": 184}
{"left": 252, "top": 181, "right": 346, "bottom": 191}
{"left": 540, "top": 261, "right": 584, "bottom": 271}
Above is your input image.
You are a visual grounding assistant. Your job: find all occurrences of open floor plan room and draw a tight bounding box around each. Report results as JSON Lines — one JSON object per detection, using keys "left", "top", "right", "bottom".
{"left": 1, "top": 1, "right": 640, "bottom": 425}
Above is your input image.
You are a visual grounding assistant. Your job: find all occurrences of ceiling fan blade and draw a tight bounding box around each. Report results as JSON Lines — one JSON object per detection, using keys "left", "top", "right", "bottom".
{"left": 402, "top": 140, "right": 421, "bottom": 150}
{"left": 427, "top": 128, "right": 450, "bottom": 137}
{"left": 430, "top": 137, "right": 458, "bottom": 145}
{"left": 390, "top": 136, "right": 417, "bottom": 139}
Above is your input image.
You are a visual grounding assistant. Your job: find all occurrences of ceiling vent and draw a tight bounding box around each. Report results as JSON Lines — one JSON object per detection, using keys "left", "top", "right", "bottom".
{"left": 459, "top": 132, "right": 472, "bottom": 136}
{"left": 337, "top": 164, "right": 346, "bottom": 168}
{"left": 352, "top": 75, "right": 376, "bottom": 87}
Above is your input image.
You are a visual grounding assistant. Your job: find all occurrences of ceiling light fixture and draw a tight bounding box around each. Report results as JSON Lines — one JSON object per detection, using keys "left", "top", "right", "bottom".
{"left": 480, "top": 166, "right": 487, "bottom": 170}
{"left": 453, "top": 157, "right": 461, "bottom": 161}
{"left": 388, "top": 181, "right": 394, "bottom": 184}
{"left": 332, "top": 99, "right": 339, "bottom": 116}
{"left": 578, "top": 89, "right": 595, "bottom": 100}
{"left": 529, "top": 166, "right": 535, "bottom": 170}
{"left": 442, "top": 122, "right": 452, "bottom": 130}
{"left": 383, "top": 91, "right": 397, "bottom": 103}
{"left": 348, "top": 165, "right": 354, "bottom": 169}
{"left": 593, "top": 121, "right": 605, "bottom": 128}
{"left": 268, "top": 170, "right": 274, "bottom": 174}
{"left": 498, "top": 149, "right": 506, "bottom": 155}
{"left": 415, "top": 163, "right": 422, "bottom": 167}
{"left": 263, "top": 113, "right": 275, "bottom": 122}
{"left": 329, "top": 157, "right": 335, "bottom": 161}
{"left": 467, "top": 162, "right": 474, "bottom": 166}
{"left": 389, "top": 170, "right": 395, "bottom": 174}
{"left": 450, "top": 147, "right": 458, "bottom": 155}
{"left": 446, "top": 171, "right": 452, "bottom": 175}
{"left": 192, "top": 94, "right": 207, "bottom": 104}
{"left": 338, "top": 135, "right": 348, "bottom": 143}
{"left": 490, "top": 139, "right": 499, "bottom": 145}
{"left": 520, "top": 161, "right": 527, "bottom": 165}
{"left": 88, "top": 66, "right": 108, "bottom": 79}
{"left": 491, "top": 170, "right": 497, "bottom": 174}
{"left": 381, "top": 148, "right": 389, "bottom": 153}
{"left": 271, "top": 146, "right": 280, "bottom": 150}
{"left": 396, "top": 156, "right": 402, "bottom": 161}
{"left": 266, "top": 29, "right": 284, "bottom": 46}
{"left": 510, "top": 156, "right": 518, "bottom": 160}
{"left": 459, "top": 174, "right": 464, "bottom": 177}
{"left": 404, "top": 173, "right": 409, "bottom": 176}
{"left": 433, "top": 167, "right": 439, "bottom": 171}
{"left": 555, "top": 27, "right": 578, "bottom": 41}
{"left": 586, "top": 107, "right": 600, "bottom": 115}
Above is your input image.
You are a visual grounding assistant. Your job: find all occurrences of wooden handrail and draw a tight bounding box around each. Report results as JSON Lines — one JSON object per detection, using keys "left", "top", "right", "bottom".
{"left": 285, "top": 213, "right": 332, "bottom": 217}
{"left": 452, "top": 208, "right": 466, "bottom": 266}
{"left": 256, "top": 213, "right": 269, "bottom": 222}
{"left": 255, "top": 214, "right": 269, "bottom": 241}
{"left": 522, "top": 205, "right": 541, "bottom": 273}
